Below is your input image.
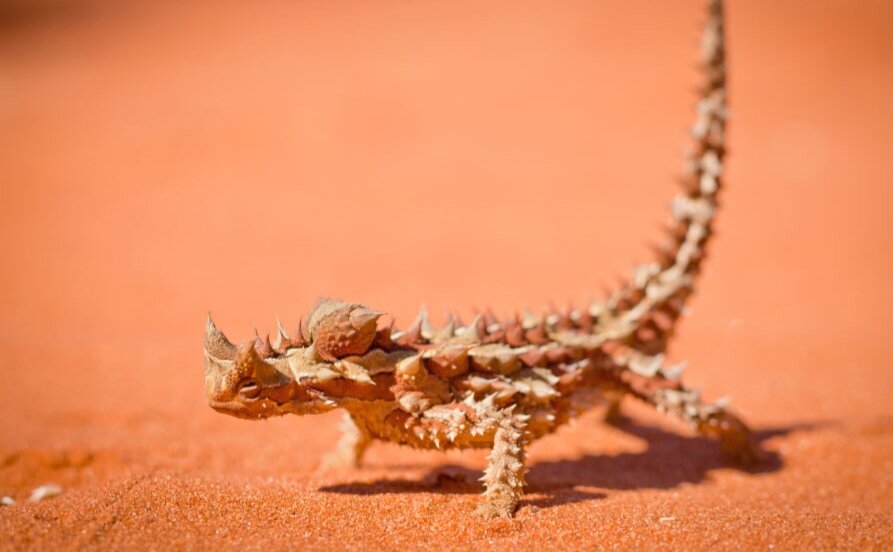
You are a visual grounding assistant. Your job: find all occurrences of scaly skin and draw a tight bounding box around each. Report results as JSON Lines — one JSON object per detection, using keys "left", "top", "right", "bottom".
{"left": 203, "top": 0, "right": 754, "bottom": 519}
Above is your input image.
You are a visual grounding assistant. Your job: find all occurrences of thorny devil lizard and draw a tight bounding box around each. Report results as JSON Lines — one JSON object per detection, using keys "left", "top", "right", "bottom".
{"left": 203, "top": 0, "right": 757, "bottom": 519}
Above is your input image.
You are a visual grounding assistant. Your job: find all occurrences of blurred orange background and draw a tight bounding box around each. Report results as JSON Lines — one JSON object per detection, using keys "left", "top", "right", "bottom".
{"left": 1, "top": 0, "right": 891, "bottom": 549}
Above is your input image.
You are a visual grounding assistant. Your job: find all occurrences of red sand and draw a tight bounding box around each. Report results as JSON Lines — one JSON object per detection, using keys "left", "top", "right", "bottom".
{"left": 1, "top": 0, "right": 892, "bottom": 549}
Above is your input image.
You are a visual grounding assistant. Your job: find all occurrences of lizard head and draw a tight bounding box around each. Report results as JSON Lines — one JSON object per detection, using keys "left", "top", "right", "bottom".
{"left": 203, "top": 299, "right": 388, "bottom": 420}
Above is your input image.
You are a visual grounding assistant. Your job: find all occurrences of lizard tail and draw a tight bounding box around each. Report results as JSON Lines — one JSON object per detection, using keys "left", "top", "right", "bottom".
{"left": 596, "top": 0, "right": 728, "bottom": 355}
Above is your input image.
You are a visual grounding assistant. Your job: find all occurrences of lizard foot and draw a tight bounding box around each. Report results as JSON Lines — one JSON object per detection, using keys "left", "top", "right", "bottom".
{"left": 474, "top": 496, "right": 519, "bottom": 519}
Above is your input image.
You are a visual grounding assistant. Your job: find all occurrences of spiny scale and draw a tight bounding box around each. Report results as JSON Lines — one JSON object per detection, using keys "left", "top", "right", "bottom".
{"left": 202, "top": 0, "right": 755, "bottom": 520}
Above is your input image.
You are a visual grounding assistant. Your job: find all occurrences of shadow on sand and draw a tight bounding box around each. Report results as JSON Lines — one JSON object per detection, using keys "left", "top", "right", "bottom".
{"left": 321, "top": 418, "right": 807, "bottom": 510}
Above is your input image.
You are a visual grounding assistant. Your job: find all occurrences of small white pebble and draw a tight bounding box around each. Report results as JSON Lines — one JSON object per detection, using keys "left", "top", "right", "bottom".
{"left": 1, "top": 496, "right": 15, "bottom": 506}
{"left": 29, "top": 484, "right": 62, "bottom": 503}
{"left": 658, "top": 516, "right": 676, "bottom": 523}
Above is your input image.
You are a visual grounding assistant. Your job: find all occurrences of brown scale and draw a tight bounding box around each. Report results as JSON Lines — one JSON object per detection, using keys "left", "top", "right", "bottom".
{"left": 424, "top": 347, "right": 470, "bottom": 379}
{"left": 384, "top": 409, "right": 411, "bottom": 432}
{"left": 310, "top": 304, "right": 381, "bottom": 361}
{"left": 525, "top": 323, "right": 549, "bottom": 345}
{"left": 573, "top": 307, "right": 594, "bottom": 333}
{"left": 613, "top": 295, "right": 636, "bottom": 314}
{"left": 519, "top": 349, "right": 547, "bottom": 368}
{"left": 631, "top": 320, "right": 667, "bottom": 355}
{"left": 312, "top": 374, "right": 396, "bottom": 402}
{"left": 453, "top": 374, "right": 517, "bottom": 400}
{"left": 503, "top": 317, "right": 527, "bottom": 347}
{"left": 482, "top": 328, "right": 506, "bottom": 344}
{"left": 545, "top": 346, "right": 578, "bottom": 365}
{"left": 626, "top": 292, "right": 689, "bottom": 353}
{"left": 552, "top": 308, "right": 576, "bottom": 332}
{"left": 555, "top": 371, "right": 584, "bottom": 393}
{"left": 468, "top": 353, "right": 519, "bottom": 375}
{"left": 392, "top": 358, "right": 453, "bottom": 414}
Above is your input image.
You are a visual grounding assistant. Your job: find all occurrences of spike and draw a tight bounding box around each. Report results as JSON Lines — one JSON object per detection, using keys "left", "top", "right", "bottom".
{"left": 251, "top": 328, "right": 274, "bottom": 357}
{"left": 446, "top": 311, "right": 463, "bottom": 328}
{"left": 588, "top": 300, "right": 605, "bottom": 319}
{"left": 271, "top": 318, "right": 286, "bottom": 351}
{"left": 455, "top": 314, "right": 483, "bottom": 343}
{"left": 430, "top": 317, "right": 456, "bottom": 343}
{"left": 349, "top": 307, "right": 383, "bottom": 333}
{"left": 663, "top": 361, "right": 687, "bottom": 381}
{"left": 474, "top": 314, "right": 487, "bottom": 338}
{"left": 397, "top": 307, "right": 432, "bottom": 345}
{"left": 714, "top": 395, "right": 731, "bottom": 409}
{"left": 204, "top": 314, "right": 237, "bottom": 360}
{"left": 419, "top": 307, "right": 437, "bottom": 340}
{"left": 404, "top": 306, "right": 435, "bottom": 341}
{"left": 277, "top": 317, "right": 289, "bottom": 339}
{"left": 300, "top": 314, "right": 312, "bottom": 343}
{"left": 521, "top": 309, "right": 540, "bottom": 330}
{"left": 483, "top": 309, "right": 500, "bottom": 332}
{"left": 396, "top": 315, "right": 424, "bottom": 345}
{"left": 284, "top": 318, "right": 306, "bottom": 348}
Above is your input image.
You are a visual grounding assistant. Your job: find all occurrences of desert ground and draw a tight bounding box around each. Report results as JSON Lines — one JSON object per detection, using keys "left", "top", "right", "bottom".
{"left": 1, "top": 0, "right": 892, "bottom": 549}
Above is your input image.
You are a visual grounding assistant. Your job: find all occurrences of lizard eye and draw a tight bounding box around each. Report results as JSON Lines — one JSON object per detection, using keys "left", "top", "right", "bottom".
{"left": 237, "top": 379, "right": 260, "bottom": 399}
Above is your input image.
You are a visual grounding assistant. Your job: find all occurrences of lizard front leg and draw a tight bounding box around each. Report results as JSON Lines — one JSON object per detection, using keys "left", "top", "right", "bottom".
{"left": 317, "top": 413, "right": 372, "bottom": 471}
{"left": 475, "top": 409, "right": 529, "bottom": 519}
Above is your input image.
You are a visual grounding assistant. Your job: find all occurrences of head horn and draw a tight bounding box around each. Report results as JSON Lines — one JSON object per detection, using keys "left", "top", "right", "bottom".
{"left": 205, "top": 314, "right": 237, "bottom": 360}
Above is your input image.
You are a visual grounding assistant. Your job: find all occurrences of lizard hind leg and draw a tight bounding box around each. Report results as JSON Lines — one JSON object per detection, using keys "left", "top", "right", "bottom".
{"left": 613, "top": 352, "right": 759, "bottom": 466}
{"left": 317, "top": 413, "right": 372, "bottom": 472}
{"left": 652, "top": 382, "right": 758, "bottom": 465}
{"left": 474, "top": 409, "right": 529, "bottom": 519}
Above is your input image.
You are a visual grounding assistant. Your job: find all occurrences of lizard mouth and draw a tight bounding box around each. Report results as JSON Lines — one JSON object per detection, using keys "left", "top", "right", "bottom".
{"left": 208, "top": 390, "right": 337, "bottom": 419}
{"left": 208, "top": 399, "right": 275, "bottom": 419}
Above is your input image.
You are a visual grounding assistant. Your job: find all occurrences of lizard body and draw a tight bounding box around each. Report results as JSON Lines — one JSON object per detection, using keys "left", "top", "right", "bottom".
{"left": 203, "top": 0, "right": 754, "bottom": 518}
